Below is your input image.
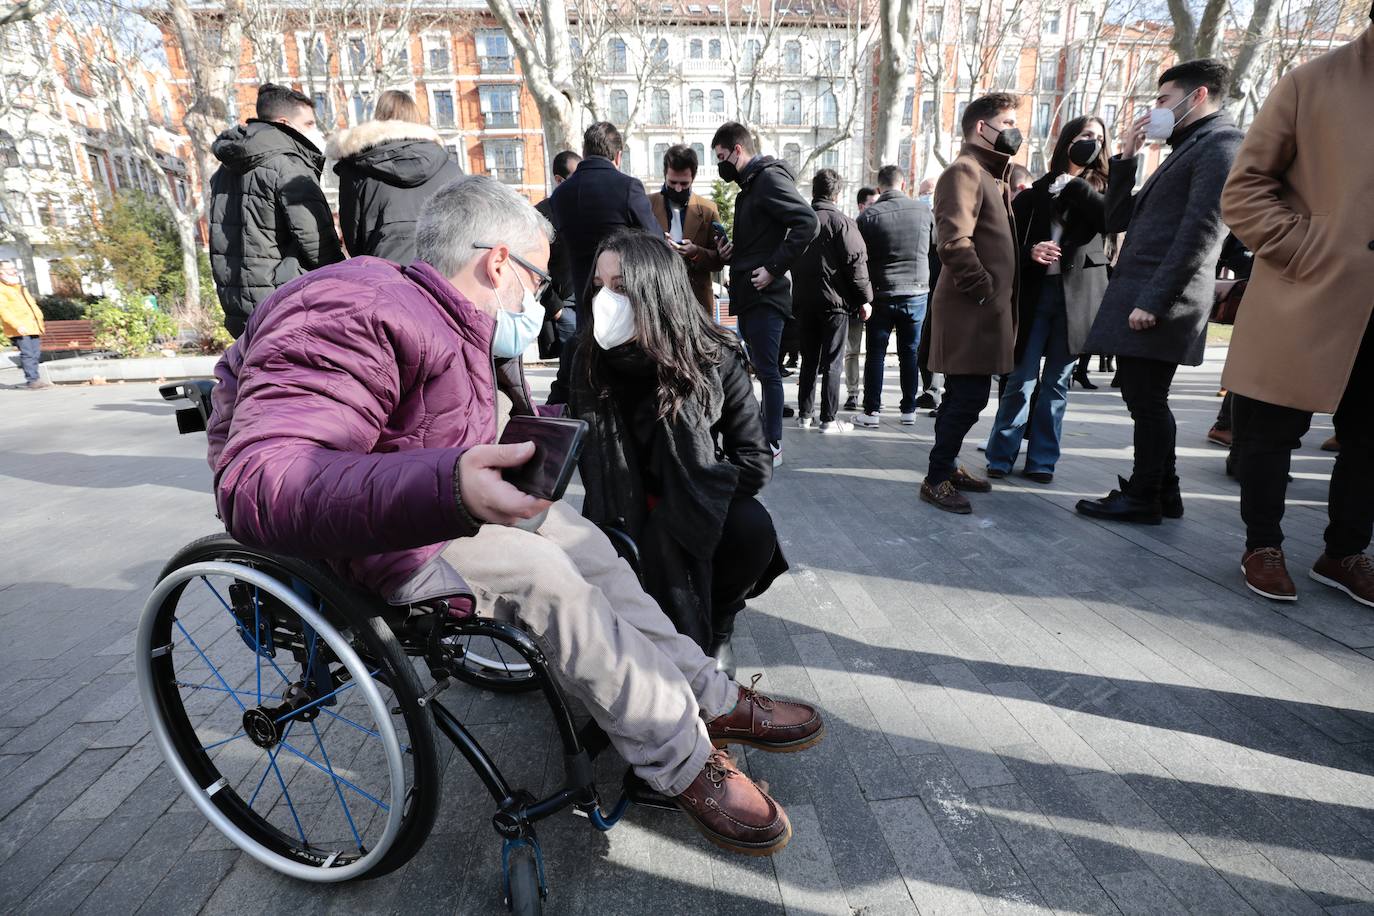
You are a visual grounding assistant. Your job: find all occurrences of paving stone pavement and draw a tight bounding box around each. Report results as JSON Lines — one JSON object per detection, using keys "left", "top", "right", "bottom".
{"left": 3, "top": 349, "right": 1374, "bottom": 915}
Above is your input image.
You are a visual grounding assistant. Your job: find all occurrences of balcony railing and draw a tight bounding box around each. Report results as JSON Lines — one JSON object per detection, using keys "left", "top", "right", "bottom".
{"left": 490, "top": 167, "right": 523, "bottom": 184}
{"left": 480, "top": 55, "right": 514, "bottom": 74}
{"left": 483, "top": 111, "right": 518, "bottom": 129}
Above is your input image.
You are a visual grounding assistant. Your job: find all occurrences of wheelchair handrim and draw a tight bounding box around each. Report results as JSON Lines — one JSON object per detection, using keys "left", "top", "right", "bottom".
{"left": 137, "top": 561, "right": 407, "bottom": 883}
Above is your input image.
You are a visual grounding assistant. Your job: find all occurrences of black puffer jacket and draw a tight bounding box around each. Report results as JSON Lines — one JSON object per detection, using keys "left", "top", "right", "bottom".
{"left": 329, "top": 120, "right": 462, "bottom": 263}
{"left": 209, "top": 120, "right": 344, "bottom": 337}
{"left": 792, "top": 200, "right": 872, "bottom": 316}
{"left": 857, "top": 188, "right": 933, "bottom": 300}
{"left": 727, "top": 156, "right": 819, "bottom": 318}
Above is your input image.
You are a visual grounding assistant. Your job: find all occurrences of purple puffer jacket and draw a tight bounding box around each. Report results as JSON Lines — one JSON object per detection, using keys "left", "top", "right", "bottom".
{"left": 206, "top": 256, "right": 501, "bottom": 601}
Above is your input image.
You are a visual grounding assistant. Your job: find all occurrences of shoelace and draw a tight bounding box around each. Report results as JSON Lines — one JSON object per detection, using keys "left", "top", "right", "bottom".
{"left": 741, "top": 672, "right": 774, "bottom": 711}
{"left": 704, "top": 749, "right": 736, "bottom": 787}
{"left": 1342, "top": 554, "right": 1374, "bottom": 575}
{"left": 1253, "top": 548, "right": 1285, "bottom": 570}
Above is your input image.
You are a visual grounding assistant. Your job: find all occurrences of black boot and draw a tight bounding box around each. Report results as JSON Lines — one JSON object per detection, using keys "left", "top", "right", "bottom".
{"left": 707, "top": 635, "right": 736, "bottom": 680}
{"left": 1161, "top": 476, "right": 1184, "bottom": 519}
{"left": 1072, "top": 367, "right": 1098, "bottom": 390}
{"left": 1076, "top": 476, "right": 1163, "bottom": 525}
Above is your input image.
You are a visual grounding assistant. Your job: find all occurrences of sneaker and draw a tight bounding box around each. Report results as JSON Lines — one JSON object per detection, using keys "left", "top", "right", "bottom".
{"left": 674, "top": 748, "right": 792, "bottom": 856}
{"left": 842, "top": 398, "right": 859, "bottom": 412}
{"left": 770, "top": 442, "right": 783, "bottom": 468}
{"left": 900, "top": 412, "right": 917, "bottom": 425}
{"left": 950, "top": 466, "right": 992, "bottom": 493}
{"left": 1207, "top": 426, "right": 1233, "bottom": 448}
{"left": 780, "top": 367, "right": 794, "bottom": 378}
{"left": 819, "top": 419, "right": 853, "bottom": 434}
{"left": 921, "top": 479, "right": 972, "bottom": 514}
{"left": 798, "top": 417, "right": 813, "bottom": 430}
{"left": 1242, "top": 547, "right": 1297, "bottom": 601}
{"left": 1310, "top": 553, "right": 1374, "bottom": 608}
{"left": 24, "top": 379, "right": 53, "bottom": 390}
{"left": 852, "top": 412, "right": 880, "bottom": 428}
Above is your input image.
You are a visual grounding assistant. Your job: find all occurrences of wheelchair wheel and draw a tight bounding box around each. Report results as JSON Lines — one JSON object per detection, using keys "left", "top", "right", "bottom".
{"left": 449, "top": 633, "right": 539, "bottom": 694}
{"left": 137, "top": 535, "right": 440, "bottom": 882}
{"left": 504, "top": 844, "right": 545, "bottom": 916}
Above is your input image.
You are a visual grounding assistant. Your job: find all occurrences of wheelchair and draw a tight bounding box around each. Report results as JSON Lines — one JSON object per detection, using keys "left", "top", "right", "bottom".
{"left": 140, "top": 381, "right": 656, "bottom": 914}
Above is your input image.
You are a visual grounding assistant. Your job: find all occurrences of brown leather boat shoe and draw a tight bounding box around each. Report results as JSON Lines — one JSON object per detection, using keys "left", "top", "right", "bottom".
{"left": 707, "top": 674, "right": 824, "bottom": 753}
{"left": 674, "top": 749, "right": 791, "bottom": 856}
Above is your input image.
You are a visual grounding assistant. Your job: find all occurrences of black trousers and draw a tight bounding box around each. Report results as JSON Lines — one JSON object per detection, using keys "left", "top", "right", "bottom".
{"left": 710, "top": 496, "right": 778, "bottom": 639}
{"left": 1114, "top": 356, "right": 1179, "bottom": 499}
{"left": 1233, "top": 320, "right": 1374, "bottom": 557}
{"left": 918, "top": 308, "right": 935, "bottom": 391}
{"left": 927, "top": 374, "right": 991, "bottom": 484}
{"left": 797, "top": 310, "right": 850, "bottom": 422}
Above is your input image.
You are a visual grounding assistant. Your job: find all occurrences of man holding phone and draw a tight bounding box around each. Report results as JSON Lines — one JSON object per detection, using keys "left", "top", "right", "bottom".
{"left": 648, "top": 144, "right": 725, "bottom": 314}
{"left": 206, "top": 175, "right": 823, "bottom": 858}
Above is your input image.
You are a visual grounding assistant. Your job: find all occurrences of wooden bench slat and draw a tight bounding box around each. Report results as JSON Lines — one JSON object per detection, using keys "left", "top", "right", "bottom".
{"left": 40, "top": 319, "right": 96, "bottom": 352}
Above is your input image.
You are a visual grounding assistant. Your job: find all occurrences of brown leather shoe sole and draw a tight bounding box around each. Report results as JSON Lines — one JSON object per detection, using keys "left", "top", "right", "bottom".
{"left": 674, "top": 799, "right": 793, "bottom": 856}
{"left": 1309, "top": 566, "right": 1374, "bottom": 608}
{"left": 711, "top": 722, "right": 825, "bottom": 754}
{"left": 1240, "top": 562, "right": 1297, "bottom": 602}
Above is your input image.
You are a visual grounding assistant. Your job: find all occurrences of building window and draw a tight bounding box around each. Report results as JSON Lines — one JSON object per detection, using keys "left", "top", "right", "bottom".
{"left": 709, "top": 89, "right": 724, "bottom": 113}
{"left": 570, "top": 37, "right": 582, "bottom": 60}
{"left": 1039, "top": 58, "right": 1058, "bottom": 91}
{"left": 1044, "top": 11, "right": 1061, "bottom": 34}
{"left": 0, "top": 131, "right": 20, "bottom": 169}
{"left": 925, "top": 9, "right": 943, "bottom": 41}
{"left": 477, "top": 32, "right": 512, "bottom": 73}
{"left": 432, "top": 90, "right": 455, "bottom": 129}
{"left": 652, "top": 142, "right": 669, "bottom": 177}
{"left": 963, "top": 11, "right": 979, "bottom": 42}
{"left": 620, "top": 146, "right": 632, "bottom": 175}
{"left": 689, "top": 89, "right": 704, "bottom": 114}
{"left": 427, "top": 41, "right": 450, "bottom": 74}
{"left": 53, "top": 141, "right": 73, "bottom": 173}
{"left": 483, "top": 139, "right": 523, "bottom": 183}
{"left": 480, "top": 85, "right": 519, "bottom": 128}
{"left": 784, "top": 40, "right": 801, "bottom": 74}
{"left": 312, "top": 91, "right": 332, "bottom": 125}
{"left": 782, "top": 142, "right": 800, "bottom": 173}
{"left": 1081, "top": 12, "right": 1096, "bottom": 35}
{"left": 743, "top": 40, "right": 761, "bottom": 72}
{"left": 690, "top": 39, "right": 702, "bottom": 59}
{"left": 921, "top": 99, "right": 935, "bottom": 127}
{"left": 782, "top": 90, "right": 801, "bottom": 126}
{"left": 819, "top": 91, "right": 838, "bottom": 128}
{"left": 650, "top": 89, "right": 670, "bottom": 125}
{"left": 955, "top": 101, "right": 967, "bottom": 132}
{"left": 1036, "top": 101, "right": 1052, "bottom": 138}
{"left": 351, "top": 91, "right": 371, "bottom": 123}
{"left": 821, "top": 147, "right": 839, "bottom": 169}
{"left": 308, "top": 37, "right": 328, "bottom": 73}
{"left": 997, "top": 53, "right": 1017, "bottom": 89}
{"left": 902, "top": 90, "right": 914, "bottom": 126}
{"left": 1104, "top": 103, "right": 1119, "bottom": 130}
{"left": 708, "top": 39, "right": 721, "bottom": 59}
{"left": 899, "top": 138, "right": 912, "bottom": 171}
{"left": 1106, "top": 61, "right": 1122, "bottom": 91}
{"left": 651, "top": 38, "right": 669, "bottom": 71}
{"left": 608, "top": 38, "right": 627, "bottom": 74}
{"left": 826, "top": 40, "right": 842, "bottom": 70}
{"left": 691, "top": 142, "right": 705, "bottom": 164}
{"left": 744, "top": 90, "right": 761, "bottom": 122}
{"left": 22, "top": 136, "right": 52, "bottom": 169}
{"left": 609, "top": 89, "right": 629, "bottom": 125}
{"left": 348, "top": 37, "right": 367, "bottom": 73}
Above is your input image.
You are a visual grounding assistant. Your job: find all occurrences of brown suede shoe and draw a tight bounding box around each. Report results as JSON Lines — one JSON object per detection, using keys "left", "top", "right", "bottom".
{"left": 950, "top": 466, "right": 992, "bottom": 493}
{"left": 707, "top": 674, "right": 824, "bottom": 752}
{"left": 1241, "top": 547, "right": 1297, "bottom": 601}
{"left": 1321, "top": 435, "right": 1340, "bottom": 452}
{"left": 674, "top": 749, "right": 791, "bottom": 856}
{"left": 1310, "top": 553, "right": 1374, "bottom": 608}
{"left": 921, "top": 480, "right": 972, "bottom": 514}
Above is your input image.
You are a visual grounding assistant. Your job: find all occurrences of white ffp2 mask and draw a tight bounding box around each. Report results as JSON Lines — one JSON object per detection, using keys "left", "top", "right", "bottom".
{"left": 592, "top": 287, "right": 636, "bottom": 350}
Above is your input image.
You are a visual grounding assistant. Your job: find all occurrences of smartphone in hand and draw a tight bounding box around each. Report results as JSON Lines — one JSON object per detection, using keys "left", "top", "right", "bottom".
{"left": 497, "top": 415, "right": 589, "bottom": 502}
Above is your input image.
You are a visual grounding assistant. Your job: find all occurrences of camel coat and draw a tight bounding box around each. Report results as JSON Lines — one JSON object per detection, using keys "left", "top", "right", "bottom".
{"left": 648, "top": 192, "right": 726, "bottom": 313}
{"left": 1220, "top": 23, "right": 1374, "bottom": 413}
{"left": 929, "top": 143, "right": 1018, "bottom": 376}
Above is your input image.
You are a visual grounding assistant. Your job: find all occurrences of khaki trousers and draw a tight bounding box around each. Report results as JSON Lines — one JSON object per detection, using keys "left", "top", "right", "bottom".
{"left": 437, "top": 502, "right": 736, "bottom": 796}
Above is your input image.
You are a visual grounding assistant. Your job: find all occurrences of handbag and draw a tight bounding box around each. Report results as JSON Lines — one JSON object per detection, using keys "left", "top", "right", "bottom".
{"left": 1211, "top": 278, "right": 1247, "bottom": 325}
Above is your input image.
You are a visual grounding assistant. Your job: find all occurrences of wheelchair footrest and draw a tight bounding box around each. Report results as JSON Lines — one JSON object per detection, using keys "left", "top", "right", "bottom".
{"left": 622, "top": 768, "right": 679, "bottom": 812}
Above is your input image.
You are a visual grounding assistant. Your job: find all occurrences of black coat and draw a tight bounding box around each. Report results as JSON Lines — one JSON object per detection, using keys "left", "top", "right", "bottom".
{"left": 548, "top": 156, "right": 660, "bottom": 311}
{"left": 726, "top": 156, "right": 819, "bottom": 318}
{"left": 792, "top": 200, "right": 872, "bottom": 316}
{"left": 209, "top": 120, "right": 344, "bottom": 336}
{"left": 329, "top": 121, "right": 462, "bottom": 264}
{"left": 1011, "top": 172, "right": 1109, "bottom": 360}
{"left": 857, "top": 188, "right": 934, "bottom": 299}
{"left": 534, "top": 195, "right": 576, "bottom": 314}
{"left": 569, "top": 344, "right": 787, "bottom": 647}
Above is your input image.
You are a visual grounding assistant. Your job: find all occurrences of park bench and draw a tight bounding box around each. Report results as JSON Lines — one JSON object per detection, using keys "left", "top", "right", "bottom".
{"left": 40, "top": 319, "right": 96, "bottom": 353}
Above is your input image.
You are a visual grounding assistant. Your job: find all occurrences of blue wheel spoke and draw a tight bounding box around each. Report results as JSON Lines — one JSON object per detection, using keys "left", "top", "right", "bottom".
{"left": 309, "top": 719, "right": 364, "bottom": 851}
{"left": 246, "top": 721, "right": 294, "bottom": 807}
{"left": 268, "top": 743, "right": 308, "bottom": 845}
{"left": 276, "top": 739, "right": 389, "bottom": 811}
{"left": 275, "top": 669, "right": 379, "bottom": 724}
{"left": 316, "top": 706, "right": 410, "bottom": 753}
{"left": 254, "top": 585, "right": 262, "bottom": 704}
{"left": 202, "top": 730, "right": 247, "bottom": 753}
{"left": 174, "top": 681, "right": 282, "bottom": 702}
{"left": 200, "top": 577, "right": 294, "bottom": 686}
{"left": 175, "top": 620, "right": 247, "bottom": 713}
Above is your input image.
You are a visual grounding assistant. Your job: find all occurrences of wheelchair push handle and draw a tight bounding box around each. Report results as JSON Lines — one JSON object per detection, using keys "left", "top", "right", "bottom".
{"left": 159, "top": 378, "right": 218, "bottom": 435}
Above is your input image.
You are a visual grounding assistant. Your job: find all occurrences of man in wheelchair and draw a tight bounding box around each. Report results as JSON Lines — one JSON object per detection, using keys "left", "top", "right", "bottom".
{"left": 205, "top": 175, "right": 823, "bottom": 857}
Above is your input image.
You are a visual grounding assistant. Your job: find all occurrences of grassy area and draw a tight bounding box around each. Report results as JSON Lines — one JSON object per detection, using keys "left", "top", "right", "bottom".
{"left": 1207, "top": 322, "right": 1234, "bottom": 346}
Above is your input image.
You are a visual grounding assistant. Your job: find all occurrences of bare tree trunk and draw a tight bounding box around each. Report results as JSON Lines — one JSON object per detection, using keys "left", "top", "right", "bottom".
{"left": 1167, "top": 0, "right": 1227, "bottom": 59}
{"left": 873, "top": 0, "right": 915, "bottom": 177}
{"left": 1227, "top": 0, "right": 1279, "bottom": 99}
{"left": 486, "top": 0, "right": 576, "bottom": 157}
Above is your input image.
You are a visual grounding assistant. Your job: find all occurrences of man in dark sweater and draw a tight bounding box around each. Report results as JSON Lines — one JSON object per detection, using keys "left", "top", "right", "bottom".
{"left": 854, "top": 164, "right": 934, "bottom": 428}
{"left": 711, "top": 122, "right": 819, "bottom": 466}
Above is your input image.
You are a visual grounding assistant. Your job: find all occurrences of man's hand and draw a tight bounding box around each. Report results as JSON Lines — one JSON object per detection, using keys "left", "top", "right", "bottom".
{"left": 859, "top": 303, "right": 873, "bottom": 321}
{"left": 1031, "top": 241, "right": 1062, "bottom": 265}
{"left": 716, "top": 237, "right": 733, "bottom": 262}
{"left": 676, "top": 239, "right": 704, "bottom": 260}
{"left": 751, "top": 266, "right": 774, "bottom": 290}
{"left": 457, "top": 442, "right": 552, "bottom": 526}
{"left": 1121, "top": 113, "right": 1150, "bottom": 159}
{"left": 1128, "top": 307, "right": 1158, "bottom": 331}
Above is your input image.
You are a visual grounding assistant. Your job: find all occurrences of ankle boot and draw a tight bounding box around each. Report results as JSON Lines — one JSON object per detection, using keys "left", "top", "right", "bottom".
{"left": 708, "top": 635, "right": 736, "bottom": 680}
{"left": 1072, "top": 367, "right": 1098, "bottom": 390}
{"left": 1161, "top": 476, "right": 1184, "bottom": 519}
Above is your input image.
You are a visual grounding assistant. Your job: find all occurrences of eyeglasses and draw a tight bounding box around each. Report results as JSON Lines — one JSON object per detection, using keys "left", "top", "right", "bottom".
{"left": 473, "top": 243, "right": 552, "bottom": 302}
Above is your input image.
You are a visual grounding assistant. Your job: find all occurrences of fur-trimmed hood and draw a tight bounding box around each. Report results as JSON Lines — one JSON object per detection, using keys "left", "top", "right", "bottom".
{"left": 329, "top": 120, "right": 453, "bottom": 189}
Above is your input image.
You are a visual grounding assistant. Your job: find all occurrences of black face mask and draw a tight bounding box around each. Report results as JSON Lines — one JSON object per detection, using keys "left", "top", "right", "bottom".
{"left": 981, "top": 124, "right": 1023, "bottom": 156}
{"left": 716, "top": 157, "right": 739, "bottom": 183}
{"left": 661, "top": 185, "right": 692, "bottom": 206}
{"left": 1068, "top": 139, "right": 1102, "bottom": 167}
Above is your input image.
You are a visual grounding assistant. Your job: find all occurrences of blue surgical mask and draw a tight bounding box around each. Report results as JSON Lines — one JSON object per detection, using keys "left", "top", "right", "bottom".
{"left": 917, "top": 194, "right": 933, "bottom": 206}
{"left": 490, "top": 276, "right": 545, "bottom": 359}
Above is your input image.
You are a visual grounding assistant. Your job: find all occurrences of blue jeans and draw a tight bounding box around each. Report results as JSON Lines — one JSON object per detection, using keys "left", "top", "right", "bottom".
{"left": 863, "top": 294, "right": 927, "bottom": 415}
{"left": 986, "top": 281, "right": 1077, "bottom": 475}
{"left": 10, "top": 335, "right": 41, "bottom": 383}
{"left": 738, "top": 308, "right": 785, "bottom": 445}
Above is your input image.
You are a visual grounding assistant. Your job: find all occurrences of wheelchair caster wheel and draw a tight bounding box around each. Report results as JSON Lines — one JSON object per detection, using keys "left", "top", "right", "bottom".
{"left": 503, "top": 840, "right": 547, "bottom": 915}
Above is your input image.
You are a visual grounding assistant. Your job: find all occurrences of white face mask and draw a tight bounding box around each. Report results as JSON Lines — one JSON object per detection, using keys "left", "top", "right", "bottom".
{"left": 592, "top": 286, "right": 636, "bottom": 351}
{"left": 1145, "top": 92, "right": 1199, "bottom": 141}
{"left": 302, "top": 127, "right": 328, "bottom": 154}
{"left": 490, "top": 273, "right": 546, "bottom": 359}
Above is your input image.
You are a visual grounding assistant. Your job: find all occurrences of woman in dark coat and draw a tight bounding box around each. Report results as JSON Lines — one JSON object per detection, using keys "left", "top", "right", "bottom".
{"left": 985, "top": 116, "right": 1110, "bottom": 483}
{"left": 569, "top": 230, "right": 786, "bottom": 677}
{"left": 328, "top": 90, "right": 461, "bottom": 263}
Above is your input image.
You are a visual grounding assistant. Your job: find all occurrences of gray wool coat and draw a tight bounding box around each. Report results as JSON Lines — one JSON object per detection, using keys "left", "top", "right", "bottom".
{"left": 1084, "top": 112, "right": 1244, "bottom": 366}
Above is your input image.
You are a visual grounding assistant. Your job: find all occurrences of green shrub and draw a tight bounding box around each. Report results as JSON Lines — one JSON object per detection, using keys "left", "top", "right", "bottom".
{"left": 37, "top": 294, "right": 94, "bottom": 321}
{"left": 88, "top": 296, "right": 177, "bottom": 357}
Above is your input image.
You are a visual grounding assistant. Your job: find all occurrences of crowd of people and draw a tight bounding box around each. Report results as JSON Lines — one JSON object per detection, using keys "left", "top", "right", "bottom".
{"left": 12, "top": 7, "right": 1364, "bottom": 860}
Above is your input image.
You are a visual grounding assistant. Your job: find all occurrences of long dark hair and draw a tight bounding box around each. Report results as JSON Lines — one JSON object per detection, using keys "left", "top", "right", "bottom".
{"left": 1048, "top": 115, "right": 1109, "bottom": 191}
{"left": 581, "top": 229, "right": 741, "bottom": 422}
